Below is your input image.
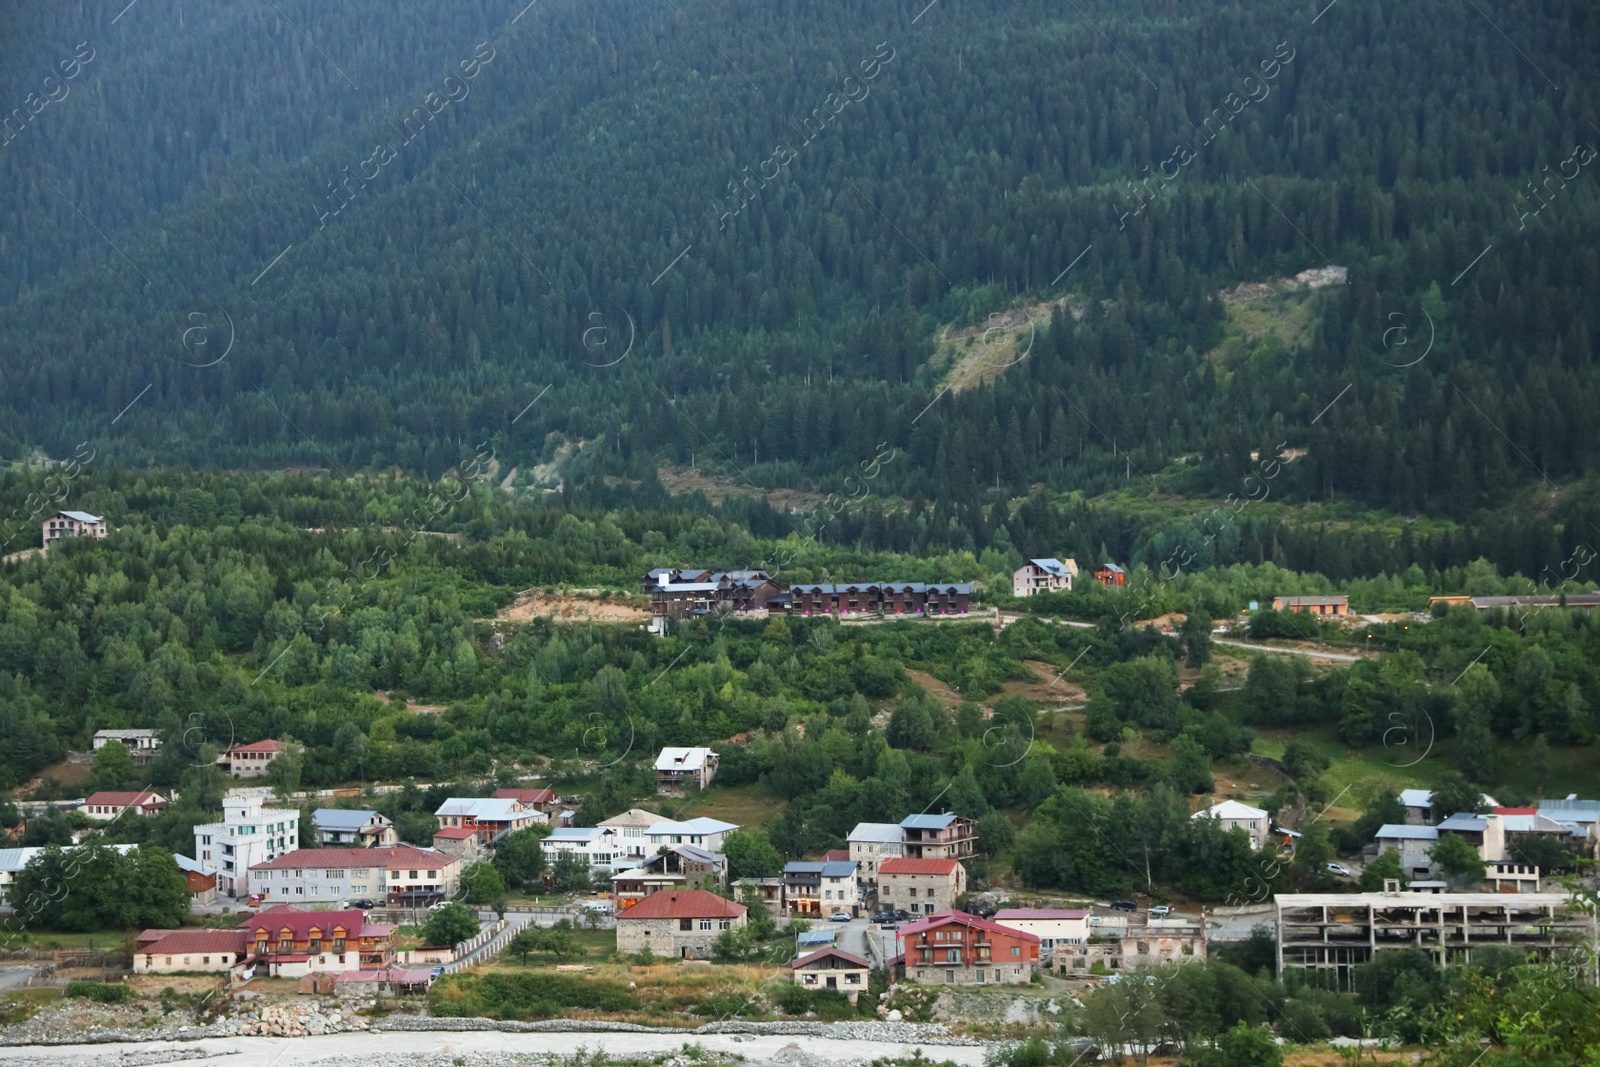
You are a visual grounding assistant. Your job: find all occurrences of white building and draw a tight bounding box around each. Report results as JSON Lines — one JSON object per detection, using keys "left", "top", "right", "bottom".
{"left": 92, "top": 728, "right": 160, "bottom": 753}
{"left": 1012, "top": 558, "right": 1077, "bottom": 597}
{"left": 847, "top": 822, "right": 904, "bottom": 883}
{"left": 43, "top": 510, "right": 106, "bottom": 550}
{"left": 312, "top": 809, "right": 399, "bottom": 848}
{"left": 249, "top": 846, "right": 459, "bottom": 906}
{"left": 193, "top": 793, "right": 300, "bottom": 898}
{"left": 599, "top": 807, "right": 667, "bottom": 861}
{"left": 1191, "top": 800, "right": 1271, "bottom": 850}
{"left": 992, "top": 908, "right": 1091, "bottom": 959}
{"left": 434, "top": 796, "right": 545, "bottom": 844}
{"left": 646, "top": 817, "right": 738, "bottom": 853}
{"left": 80, "top": 789, "right": 167, "bottom": 820}
{"left": 655, "top": 747, "right": 719, "bottom": 794}
{"left": 543, "top": 826, "right": 622, "bottom": 875}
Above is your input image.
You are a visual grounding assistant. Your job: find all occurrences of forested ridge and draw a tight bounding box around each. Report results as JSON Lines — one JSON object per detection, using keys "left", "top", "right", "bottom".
{"left": 1, "top": 0, "right": 1597, "bottom": 527}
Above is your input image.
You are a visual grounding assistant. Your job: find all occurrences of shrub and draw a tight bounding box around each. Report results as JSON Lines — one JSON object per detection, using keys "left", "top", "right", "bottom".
{"left": 66, "top": 980, "right": 130, "bottom": 1003}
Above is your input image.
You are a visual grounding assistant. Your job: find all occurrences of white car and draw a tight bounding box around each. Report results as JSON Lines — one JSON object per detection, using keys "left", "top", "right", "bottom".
{"left": 1148, "top": 905, "right": 1171, "bottom": 917}
{"left": 1327, "top": 863, "right": 1353, "bottom": 877}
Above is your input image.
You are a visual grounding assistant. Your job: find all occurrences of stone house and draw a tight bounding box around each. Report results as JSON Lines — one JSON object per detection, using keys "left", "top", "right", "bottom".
{"left": 615, "top": 889, "right": 746, "bottom": 960}
{"left": 876, "top": 857, "right": 965, "bottom": 915}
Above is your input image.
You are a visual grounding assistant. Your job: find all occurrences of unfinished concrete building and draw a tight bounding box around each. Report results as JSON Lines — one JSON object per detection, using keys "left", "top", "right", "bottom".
{"left": 1275, "top": 890, "right": 1597, "bottom": 990}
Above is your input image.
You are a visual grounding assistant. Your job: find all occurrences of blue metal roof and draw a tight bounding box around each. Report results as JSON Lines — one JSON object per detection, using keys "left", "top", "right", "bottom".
{"left": 900, "top": 813, "right": 957, "bottom": 830}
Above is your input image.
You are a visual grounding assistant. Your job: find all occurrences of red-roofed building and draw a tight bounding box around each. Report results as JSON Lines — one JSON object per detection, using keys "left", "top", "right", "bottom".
{"left": 80, "top": 789, "right": 168, "bottom": 820}
{"left": 431, "top": 825, "right": 483, "bottom": 861}
{"left": 219, "top": 739, "right": 284, "bottom": 779}
{"left": 821, "top": 848, "right": 851, "bottom": 862}
{"left": 893, "top": 910, "right": 1039, "bottom": 985}
{"left": 133, "top": 929, "right": 250, "bottom": 975}
{"left": 241, "top": 907, "right": 395, "bottom": 978}
{"left": 615, "top": 889, "right": 747, "bottom": 959}
{"left": 248, "top": 846, "right": 460, "bottom": 905}
{"left": 495, "top": 786, "right": 561, "bottom": 817}
{"left": 877, "top": 857, "right": 966, "bottom": 916}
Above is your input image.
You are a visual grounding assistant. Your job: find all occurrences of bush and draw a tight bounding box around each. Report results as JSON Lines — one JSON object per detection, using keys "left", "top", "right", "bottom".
{"left": 66, "top": 980, "right": 130, "bottom": 1003}
{"left": 427, "top": 971, "right": 639, "bottom": 1020}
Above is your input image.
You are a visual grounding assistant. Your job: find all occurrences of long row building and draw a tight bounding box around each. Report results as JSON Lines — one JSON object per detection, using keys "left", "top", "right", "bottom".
{"left": 643, "top": 567, "right": 973, "bottom": 621}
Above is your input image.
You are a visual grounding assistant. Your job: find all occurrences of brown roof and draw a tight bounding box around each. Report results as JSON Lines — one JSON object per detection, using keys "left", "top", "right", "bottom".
{"left": 616, "top": 889, "right": 746, "bottom": 921}
{"left": 83, "top": 790, "right": 162, "bottom": 807}
{"left": 229, "top": 739, "right": 282, "bottom": 754}
{"left": 140, "top": 929, "right": 249, "bottom": 956}
{"left": 249, "top": 846, "right": 454, "bottom": 871}
{"left": 878, "top": 857, "right": 961, "bottom": 876}
{"left": 791, "top": 946, "right": 871, "bottom": 970}
{"left": 898, "top": 910, "right": 1040, "bottom": 942}
{"left": 432, "top": 827, "right": 477, "bottom": 840}
{"left": 495, "top": 787, "right": 556, "bottom": 805}
{"left": 821, "top": 848, "right": 851, "bottom": 862}
{"left": 243, "top": 907, "right": 366, "bottom": 941}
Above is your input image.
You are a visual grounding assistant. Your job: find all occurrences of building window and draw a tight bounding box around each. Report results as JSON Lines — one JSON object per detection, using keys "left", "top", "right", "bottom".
{"left": 1011, "top": 946, "right": 1020, "bottom": 956}
{"left": 699, "top": 919, "right": 712, "bottom": 931}
{"left": 679, "top": 918, "right": 693, "bottom": 931}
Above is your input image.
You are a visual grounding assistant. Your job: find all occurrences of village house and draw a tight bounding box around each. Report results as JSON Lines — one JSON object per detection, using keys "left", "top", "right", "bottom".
{"left": 644, "top": 568, "right": 782, "bottom": 620}
{"left": 433, "top": 796, "right": 545, "bottom": 844}
{"left": 876, "top": 857, "right": 966, "bottom": 916}
{"left": 893, "top": 910, "right": 1039, "bottom": 986}
{"left": 1375, "top": 824, "right": 1445, "bottom": 881}
{"left": 194, "top": 794, "right": 299, "bottom": 898}
{"left": 847, "top": 823, "right": 904, "bottom": 886}
{"left": 1191, "top": 800, "right": 1271, "bottom": 850}
{"left": 599, "top": 807, "right": 668, "bottom": 861}
{"left": 494, "top": 786, "right": 564, "bottom": 818}
{"left": 1012, "top": 558, "right": 1077, "bottom": 597}
{"left": 92, "top": 729, "right": 160, "bottom": 759}
{"left": 780, "top": 582, "right": 972, "bottom": 617}
{"left": 175, "top": 854, "right": 218, "bottom": 905}
{"left": 615, "top": 889, "right": 747, "bottom": 960}
{"left": 429, "top": 826, "right": 483, "bottom": 861}
{"left": 133, "top": 929, "right": 251, "bottom": 976}
{"left": 646, "top": 817, "right": 738, "bottom": 853}
{"left": 612, "top": 845, "right": 726, "bottom": 909}
{"left": 735, "top": 876, "right": 785, "bottom": 912}
{"left": 899, "top": 813, "right": 976, "bottom": 860}
{"left": 783, "top": 860, "right": 860, "bottom": 917}
{"left": 542, "top": 826, "right": 621, "bottom": 875}
{"left": 991, "top": 908, "right": 1089, "bottom": 961}
{"left": 1399, "top": 789, "right": 1435, "bottom": 825}
{"left": 655, "top": 747, "right": 719, "bottom": 794}
{"left": 242, "top": 907, "right": 396, "bottom": 978}
{"left": 791, "top": 946, "right": 871, "bottom": 1002}
{"left": 1272, "top": 594, "right": 1350, "bottom": 616}
{"left": 1092, "top": 563, "right": 1126, "bottom": 587}
{"left": 80, "top": 789, "right": 168, "bottom": 821}
{"left": 248, "top": 846, "right": 459, "bottom": 906}
{"left": 1538, "top": 796, "right": 1600, "bottom": 859}
{"left": 312, "top": 809, "right": 398, "bottom": 848}
{"left": 42, "top": 510, "right": 106, "bottom": 551}
{"left": 217, "top": 739, "right": 284, "bottom": 779}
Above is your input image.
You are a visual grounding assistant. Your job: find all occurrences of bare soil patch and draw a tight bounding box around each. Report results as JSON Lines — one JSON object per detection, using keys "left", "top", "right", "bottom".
{"left": 495, "top": 591, "right": 649, "bottom": 625}
{"left": 998, "top": 661, "right": 1087, "bottom": 707}
{"left": 655, "top": 465, "right": 827, "bottom": 514}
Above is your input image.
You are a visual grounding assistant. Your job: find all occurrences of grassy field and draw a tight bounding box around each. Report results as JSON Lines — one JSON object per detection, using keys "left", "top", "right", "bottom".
{"left": 680, "top": 783, "right": 787, "bottom": 830}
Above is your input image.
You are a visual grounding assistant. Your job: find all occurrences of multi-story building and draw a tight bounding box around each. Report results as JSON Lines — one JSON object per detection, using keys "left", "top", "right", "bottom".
{"left": 1092, "top": 563, "right": 1125, "bottom": 587}
{"left": 645, "top": 817, "right": 738, "bottom": 853}
{"left": 847, "top": 823, "right": 904, "bottom": 885}
{"left": 193, "top": 794, "right": 299, "bottom": 898}
{"left": 893, "top": 910, "right": 1039, "bottom": 986}
{"left": 1052, "top": 914, "right": 1205, "bottom": 974}
{"left": 1012, "top": 558, "right": 1077, "bottom": 597}
{"left": 783, "top": 860, "right": 860, "bottom": 916}
{"left": 218, "top": 739, "right": 283, "bottom": 779}
{"left": 612, "top": 845, "right": 726, "bottom": 909}
{"left": 599, "top": 807, "right": 667, "bottom": 861}
{"left": 655, "top": 748, "right": 719, "bottom": 794}
{"left": 615, "top": 889, "right": 746, "bottom": 960}
{"left": 80, "top": 789, "right": 168, "bottom": 821}
{"left": 543, "top": 826, "right": 621, "bottom": 874}
{"left": 248, "top": 846, "right": 459, "bottom": 906}
{"left": 992, "top": 908, "right": 1090, "bottom": 960}
{"left": 42, "top": 510, "right": 106, "bottom": 550}
{"left": 494, "top": 786, "right": 562, "bottom": 818}
{"left": 242, "top": 906, "right": 397, "bottom": 978}
{"left": 433, "top": 797, "right": 545, "bottom": 844}
{"left": 1275, "top": 891, "right": 1597, "bottom": 989}
{"left": 778, "top": 583, "right": 972, "bottom": 617}
{"left": 1191, "top": 800, "right": 1271, "bottom": 850}
{"left": 876, "top": 857, "right": 965, "bottom": 916}
{"left": 899, "top": 813, "right": 976, "bottom": 860}
{"left": 312, "top": 809, "right": 398, "bottom": 848}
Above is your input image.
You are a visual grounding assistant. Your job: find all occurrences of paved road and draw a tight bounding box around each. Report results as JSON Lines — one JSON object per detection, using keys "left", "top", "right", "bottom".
{"left": 0, "top": 1030, "right": 990, "bottom": 1066}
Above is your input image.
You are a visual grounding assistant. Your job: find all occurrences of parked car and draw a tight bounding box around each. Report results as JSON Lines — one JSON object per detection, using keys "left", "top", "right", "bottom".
{"left": 892, "top": 908, "right": 910, "bottom": 921}
{"left": 350, "top": 898, "right": 377, "bottom": 910}
{"left": 1327, "top": 862, "right": 1353, "bottom": 877}
{"left": 1148, "top": 905, "right": 1171, "bottom": 917}
{"left": 829, "top": 910, "right": 852, "bottom": 922}
{"left": 1110, "top": 899, "right": 1137, "bottom": 912}
{"left": 583, "top": 899, "right": 615, "bottom": 913}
